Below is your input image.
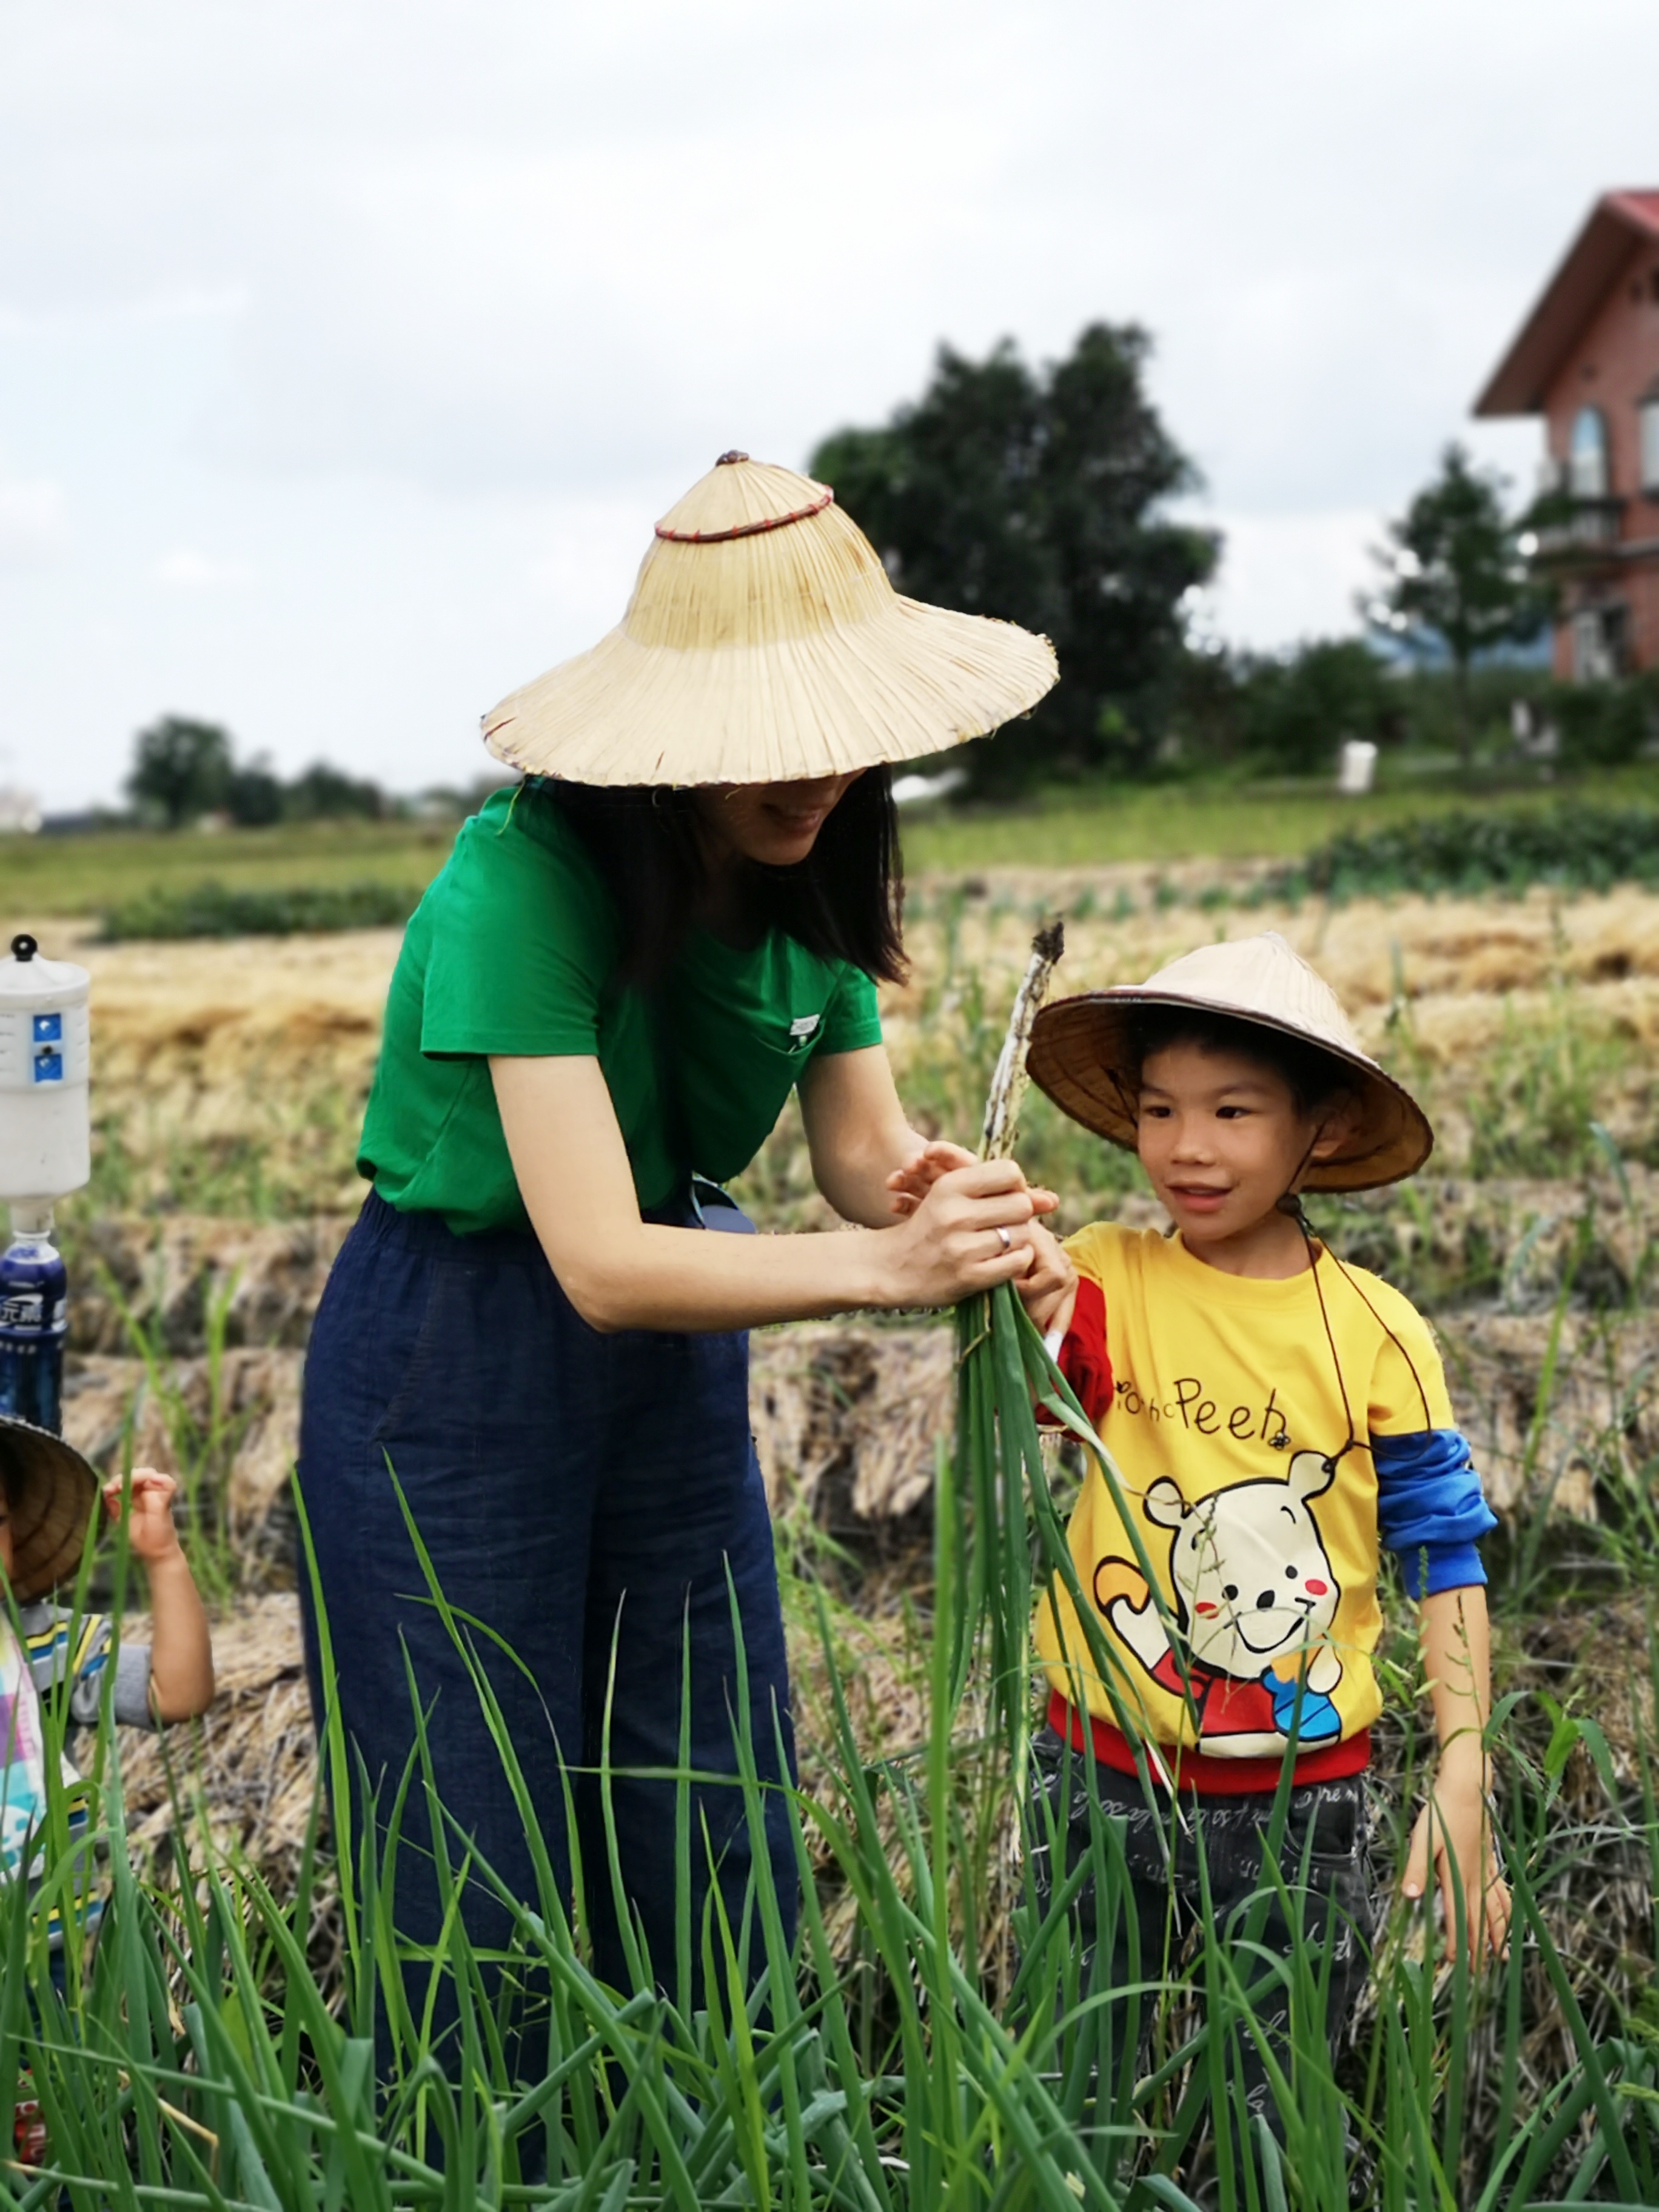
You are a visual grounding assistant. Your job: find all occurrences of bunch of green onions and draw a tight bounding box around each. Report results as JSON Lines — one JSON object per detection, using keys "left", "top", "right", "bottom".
{"left": 946, "top": 923, "right": 1174, "bottom": 1786}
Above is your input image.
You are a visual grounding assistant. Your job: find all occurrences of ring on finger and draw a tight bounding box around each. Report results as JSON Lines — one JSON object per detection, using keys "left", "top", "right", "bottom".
{"left": 995, "top": 1225, "right": 1013, "bottom": 1252}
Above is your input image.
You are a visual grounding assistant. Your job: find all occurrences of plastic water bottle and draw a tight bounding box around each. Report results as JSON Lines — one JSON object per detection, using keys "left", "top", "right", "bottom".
{"left": 0, "top": 1218, "right": 68, "bottom": 1433}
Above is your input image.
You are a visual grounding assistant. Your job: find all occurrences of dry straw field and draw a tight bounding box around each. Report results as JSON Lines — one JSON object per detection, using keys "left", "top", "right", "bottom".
{"left": 9, "top": 833, "right": 1659, "bottom": 2201}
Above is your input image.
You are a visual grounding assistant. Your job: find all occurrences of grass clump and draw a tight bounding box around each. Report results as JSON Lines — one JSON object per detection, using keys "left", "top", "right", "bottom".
{"left": 98, "top": 880, "right": 423, "bottom": 942}
{"left": 1256, "top": 804, "right": 1659, "bottom": 907}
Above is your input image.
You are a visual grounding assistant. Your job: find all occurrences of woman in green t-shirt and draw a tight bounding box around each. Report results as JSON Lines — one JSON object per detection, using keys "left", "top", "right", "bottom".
{"left": 297, "top": 452, "right": 1059, "bottom": 2062}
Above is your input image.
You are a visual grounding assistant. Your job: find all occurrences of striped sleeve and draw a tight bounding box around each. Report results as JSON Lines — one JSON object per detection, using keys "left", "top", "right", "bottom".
{"left": 37, "top": 1612, "right": 156, "bottom": 1731}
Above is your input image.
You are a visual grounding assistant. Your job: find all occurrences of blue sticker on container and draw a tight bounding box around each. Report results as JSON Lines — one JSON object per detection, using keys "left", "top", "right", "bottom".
{"left": 32, "top": 1013, "right": 61, "bottom": 1044}
{"left": 32, "top": 1049, "right": 62, "bottom": 1084}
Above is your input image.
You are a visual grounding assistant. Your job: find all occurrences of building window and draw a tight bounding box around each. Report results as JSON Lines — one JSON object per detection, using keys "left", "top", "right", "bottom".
{"left": 1641, "top": 392, "right": 1659, "bottom": 496}
{"left": 1571, "top": 604, "right": 1625, "bottom": 683}
{"left": 1569, "top": 406, "right": 1610, "bottom": 498}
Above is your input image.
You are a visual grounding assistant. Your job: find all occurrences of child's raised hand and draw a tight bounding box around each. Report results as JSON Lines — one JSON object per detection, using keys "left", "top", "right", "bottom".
{"left": 886, "top": 1140, "right": 979, "bottom": 1217}
{"left": 102, "top": 1470, "right": 186, "bottom": 1565}
{"left": 1016, "top": 1222, "right": 1078, "bottom": 1336}
{"left": 887, "top": 1141, "right": 1057, "bottom": 1221}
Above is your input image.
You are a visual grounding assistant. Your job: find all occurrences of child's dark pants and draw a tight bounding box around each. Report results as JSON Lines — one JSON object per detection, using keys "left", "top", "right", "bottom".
{"left": 1027, "top": 1729, "right": 1375, "bottom": 2177}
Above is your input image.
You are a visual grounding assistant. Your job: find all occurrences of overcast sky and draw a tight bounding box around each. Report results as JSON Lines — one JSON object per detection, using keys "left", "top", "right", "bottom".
{"left": 2, "top": 0, "right": 1654, "bottom": 813}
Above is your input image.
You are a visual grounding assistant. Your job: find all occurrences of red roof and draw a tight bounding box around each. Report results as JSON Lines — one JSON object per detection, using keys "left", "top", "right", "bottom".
{"left": 1474, "top": 190, "right": 1659, "bottom": 417}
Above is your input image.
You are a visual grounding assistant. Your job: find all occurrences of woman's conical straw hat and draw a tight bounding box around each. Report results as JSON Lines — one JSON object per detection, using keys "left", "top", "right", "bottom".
{"left": 482, "top": 452, "right": 1059, "bottom": 785}
{"left": 1027, "top": 932, "right": 1433, "bottom": 1192}
{"left": 0, "top": 1416, "right": 98, "bottom": 1604}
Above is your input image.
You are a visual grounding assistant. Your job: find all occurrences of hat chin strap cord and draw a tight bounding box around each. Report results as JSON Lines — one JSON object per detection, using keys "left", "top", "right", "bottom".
{"left": 1279, "top": 1131, "right": 1436, "bottom": 1466}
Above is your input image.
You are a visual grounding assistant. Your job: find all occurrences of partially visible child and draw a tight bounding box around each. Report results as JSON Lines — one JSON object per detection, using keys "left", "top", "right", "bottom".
{"left": 1007, "top": 933, "right": 1506, "bottom": 2165}
{"left": 0, "top": 1418, "right": 215, "bottom": 1959}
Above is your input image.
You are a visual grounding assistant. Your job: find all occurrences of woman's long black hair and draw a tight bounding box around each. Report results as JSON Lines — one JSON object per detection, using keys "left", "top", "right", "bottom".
{"left": 544, "top": 768, "right": 907, "bottom": 989}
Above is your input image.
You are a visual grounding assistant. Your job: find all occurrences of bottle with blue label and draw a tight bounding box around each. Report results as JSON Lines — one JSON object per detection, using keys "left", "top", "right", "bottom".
{"left": 0, "top": 1213, "right": 69, "bottom": 1433}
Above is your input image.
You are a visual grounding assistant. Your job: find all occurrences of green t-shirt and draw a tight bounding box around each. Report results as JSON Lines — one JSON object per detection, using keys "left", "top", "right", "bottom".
{"left": 358, "top": 785, "right": 885, "bottom": 1235}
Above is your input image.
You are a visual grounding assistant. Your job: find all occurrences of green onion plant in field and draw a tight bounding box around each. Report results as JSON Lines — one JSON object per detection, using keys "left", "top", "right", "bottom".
{"left": 1, "top": 1407, "right": 1655, "bottom": 2208}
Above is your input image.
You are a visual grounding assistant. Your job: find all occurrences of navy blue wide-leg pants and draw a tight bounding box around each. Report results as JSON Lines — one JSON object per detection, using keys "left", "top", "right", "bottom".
{"left": 296, "top": 1188, "right": 796, "bottom": 2050}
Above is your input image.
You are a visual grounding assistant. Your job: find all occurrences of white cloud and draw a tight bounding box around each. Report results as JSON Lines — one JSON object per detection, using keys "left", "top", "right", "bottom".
{"left": 0, "top": 474, "right": 66, "bottom": 565}
{"left": 1195, "top": 509, "right": 1388, "bottom": 657}
{"left": 153, "top": 546, "right": 253, "bottom": 590}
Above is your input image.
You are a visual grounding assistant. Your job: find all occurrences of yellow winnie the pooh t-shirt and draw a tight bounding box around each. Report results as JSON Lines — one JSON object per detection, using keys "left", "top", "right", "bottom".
{"left": 1038, "top": 1223, "right": 1493, "bottom": 1782}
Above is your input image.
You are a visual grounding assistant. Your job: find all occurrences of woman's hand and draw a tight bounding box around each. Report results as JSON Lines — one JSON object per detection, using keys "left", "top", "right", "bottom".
{"left": 868, "top": 1159, "right": 1050, "bottom": 1309}
{"left": 887, "top": 1138, "right": 1058, "bottom": 1221}
{"left": 800, "top": 1056, "right": 1055, "bottom": 1233}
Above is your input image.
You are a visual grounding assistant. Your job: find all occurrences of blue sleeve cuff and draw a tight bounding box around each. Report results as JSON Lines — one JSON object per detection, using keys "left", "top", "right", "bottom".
{"left": 1372, "top": 1427, "right": 1498, "bottom": 1600}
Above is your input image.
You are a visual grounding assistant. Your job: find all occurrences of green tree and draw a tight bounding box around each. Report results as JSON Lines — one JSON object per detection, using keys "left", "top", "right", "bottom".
{"left": 810, "top": 324, "right": 1218, "bottom": 792}
{"left": 226, "top": 756, "right": 286, "bottom": 827}
{"left": 284, "top": 760, "right": 385, "bottom": 820}
{"left": 1364, "top": 444, "right": 1551, "bottom": 773}
{"left": 126, "top": 716, "right": 234, "bottom": 828}
{"left": 1236, "top": 638, "right": 1398, "bottom": 776}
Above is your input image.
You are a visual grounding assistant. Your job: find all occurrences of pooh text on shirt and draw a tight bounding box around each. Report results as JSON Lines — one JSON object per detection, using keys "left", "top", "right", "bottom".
{"left": 1114, "top": 1372, "right": 1292, "bottom": 1447}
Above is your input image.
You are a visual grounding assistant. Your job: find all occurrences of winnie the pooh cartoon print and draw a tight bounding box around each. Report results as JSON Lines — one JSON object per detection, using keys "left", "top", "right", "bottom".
{"left": 1094, "top": 1449, "right": 1344, "bottom": 1756}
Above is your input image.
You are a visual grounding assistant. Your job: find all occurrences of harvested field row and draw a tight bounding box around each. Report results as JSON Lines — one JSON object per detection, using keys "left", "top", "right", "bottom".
{"left": 60, "top": 1160, "right": 1659, "bottom": 1375}
{"left": 35, "top": 880, "right": 1659, "bottom": 1164}
{"left": 899, "top": 873, "right": 1659, "bottom": 1005}
{"left": 62, "top": 1298, "right": 1658, "bottom": 1591}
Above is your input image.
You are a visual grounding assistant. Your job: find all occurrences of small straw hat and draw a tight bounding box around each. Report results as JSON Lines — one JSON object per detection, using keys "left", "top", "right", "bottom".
{"left": 481, "top": 452, "right": 1059, "bottom": 785}
{"left": 1027, "top": 932, "right": 1433, "bottom": 1192}
{"left": 0, "top": 1416, "right": 98, "bottom": 1605}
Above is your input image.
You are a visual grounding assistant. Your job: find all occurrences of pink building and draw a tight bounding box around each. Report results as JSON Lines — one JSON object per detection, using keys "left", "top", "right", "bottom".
{"left": 1475, "top": 189, "right": 1659, "bottom": 679}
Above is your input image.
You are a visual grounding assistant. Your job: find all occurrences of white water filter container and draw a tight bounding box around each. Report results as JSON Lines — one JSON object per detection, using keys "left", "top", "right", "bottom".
{"left": 0, "top": 934, "right": 91, "bottom": 1209}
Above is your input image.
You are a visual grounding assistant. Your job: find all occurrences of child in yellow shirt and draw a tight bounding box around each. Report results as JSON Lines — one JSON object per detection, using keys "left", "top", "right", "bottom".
{"left": 1013, "top": 932, "right": 1509, "bottom": 2167}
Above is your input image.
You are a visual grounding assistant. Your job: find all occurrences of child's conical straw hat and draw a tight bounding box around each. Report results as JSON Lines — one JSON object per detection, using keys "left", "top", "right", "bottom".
{"left": 481, "top": 452, "right": 1059, "bottom": 785}
{"left": 0, "top": 1416, "right": 98, "bottom": 1604}
{"left": 1027, "top": 932, "right": 1433, "bottom": 1191}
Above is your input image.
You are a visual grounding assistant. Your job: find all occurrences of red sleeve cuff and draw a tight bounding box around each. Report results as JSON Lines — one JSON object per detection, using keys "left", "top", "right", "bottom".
{"left": 1056, "top": 1275, "right": 1113, "bottom": 1426}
